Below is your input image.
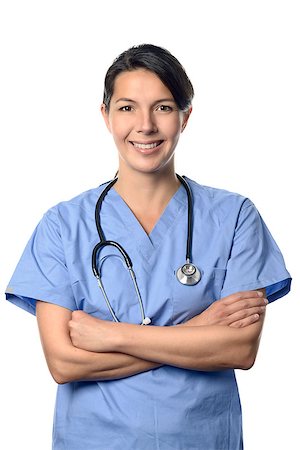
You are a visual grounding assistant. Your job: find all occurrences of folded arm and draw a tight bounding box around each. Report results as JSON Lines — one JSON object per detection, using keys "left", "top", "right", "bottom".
{"left": 113, "top": 313, "right": 265, "bottom": 371}
{"left": 36, "top": 289, "right": 266, "bottom": 384}
{"left": 36, "top": 301, "right": 161, "bottom": 384}
{"left": 117, "top": 289, "right": 266, "bottom": 371}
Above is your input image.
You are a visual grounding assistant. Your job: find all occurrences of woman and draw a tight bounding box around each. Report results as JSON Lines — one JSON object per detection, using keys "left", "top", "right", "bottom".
{"left": 6, "top": 44, "right": 291, "bottom": 449}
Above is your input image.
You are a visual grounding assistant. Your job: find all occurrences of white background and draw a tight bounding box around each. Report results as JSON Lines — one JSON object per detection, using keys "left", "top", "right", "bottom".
{"left": 0, "top": 1, "right": 299, "bottom": 449}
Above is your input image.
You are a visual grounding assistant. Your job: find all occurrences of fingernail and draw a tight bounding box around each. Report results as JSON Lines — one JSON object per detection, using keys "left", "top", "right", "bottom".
{"left": 257, "top": 291, "right": 264, "bottom": 297}
{"left": 264, "top": 298, "right": 269, "bottom": 305}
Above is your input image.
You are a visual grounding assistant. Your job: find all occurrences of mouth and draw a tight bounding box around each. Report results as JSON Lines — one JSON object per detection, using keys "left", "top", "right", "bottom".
{"left": 129, "top": 140, "right": 164, "bottom": 153}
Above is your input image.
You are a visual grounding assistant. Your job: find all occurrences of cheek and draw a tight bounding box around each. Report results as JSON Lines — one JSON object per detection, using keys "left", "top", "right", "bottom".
{"left": 110, "top": 119, "right": 132, "bottom": 142}
{"left": 161, "top": 116, "right": 182, "bottom": 139}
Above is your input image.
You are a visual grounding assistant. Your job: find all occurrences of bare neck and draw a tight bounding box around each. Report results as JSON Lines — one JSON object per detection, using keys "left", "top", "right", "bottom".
{"left": 113, "top": 168, "right": 181, "bottom": 211}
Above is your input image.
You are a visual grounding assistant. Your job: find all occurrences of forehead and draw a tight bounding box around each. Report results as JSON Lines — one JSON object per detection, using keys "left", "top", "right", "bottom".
{"left": 112, "top": 69, "right": 174, "bottom": 101}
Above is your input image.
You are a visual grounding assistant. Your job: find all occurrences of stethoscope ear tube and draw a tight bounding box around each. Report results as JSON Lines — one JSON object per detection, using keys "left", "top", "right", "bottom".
{"left": 95, "top": 177, "right": 118, "bottom": 243}
{"left": 92, "top": 239, "right": 151, "bottom": 326}
{"left": 92, "top": 240, "right": 133, "bottom": 278}
{"left": 92, "top": 174, "right": 201, "bottom": 325}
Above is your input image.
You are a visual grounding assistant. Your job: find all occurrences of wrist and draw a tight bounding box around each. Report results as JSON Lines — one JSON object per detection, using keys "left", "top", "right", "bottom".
{"left": 112, "top": 322, "right": 133, "bottom": 353}
{"left": 180, "top": 314, "right": 206, "bottom": 327}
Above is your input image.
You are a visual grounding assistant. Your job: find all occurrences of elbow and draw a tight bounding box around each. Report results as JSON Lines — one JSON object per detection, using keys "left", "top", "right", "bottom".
{"left": 238, "top": 344, "right": 258, "bottom": 371}
{"left": 49, "top": 364, "right": 69, "bottom": 385}
{"left": 239, "top": 355, "right": 256, "bottom": 371}
{"left": 52, "top": 370, "right": 69, "bottom": 385}
{"left": 46, "top": 357, "right": 74, "bottom": 385}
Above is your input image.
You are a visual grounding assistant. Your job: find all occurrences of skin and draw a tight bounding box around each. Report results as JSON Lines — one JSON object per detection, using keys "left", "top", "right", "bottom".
{"left": 100, "top": 69, "right": 192, "bottom": 231}
{"left": 37, "top": 290, "right": 266, "bottom": 383}
{"left": 69, "top": 293, "right": 266, "bottom": 371}
{"left": 36, "top": 69, "right": 268, "bottom": 384}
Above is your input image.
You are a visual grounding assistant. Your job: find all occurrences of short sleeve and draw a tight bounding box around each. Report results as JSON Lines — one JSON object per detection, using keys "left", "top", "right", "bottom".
{"left": 220, "top": 199, "right": 291, "bottom": 303}
{"left": 5, "top": 209, "right": 77, "bottom": 315}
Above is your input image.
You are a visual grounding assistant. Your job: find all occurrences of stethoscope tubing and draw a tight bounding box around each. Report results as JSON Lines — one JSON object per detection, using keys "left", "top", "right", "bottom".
{"left": 91, "top": 174, "right": 199, "bottom": 324}
{"left": 175, "top": 174, "right": 193, "bottom": 263}
{"left": 92, "top": 174, "right": 193, "bottom": 273}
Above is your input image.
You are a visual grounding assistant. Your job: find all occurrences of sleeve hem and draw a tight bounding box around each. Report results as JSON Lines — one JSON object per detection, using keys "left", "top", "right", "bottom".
{"left": 220, "top": 274, "right": 292, "bottom": 303}
{"left": 5, "top": 288, "right": 77, "bottom": 316}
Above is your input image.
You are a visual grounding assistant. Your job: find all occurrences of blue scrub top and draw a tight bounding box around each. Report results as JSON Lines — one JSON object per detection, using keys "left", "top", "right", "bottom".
{"left": 5, "top": 177, "right": 291, "bottom": 450}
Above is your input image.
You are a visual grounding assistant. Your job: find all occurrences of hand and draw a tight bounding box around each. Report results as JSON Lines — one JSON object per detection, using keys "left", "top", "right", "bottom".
{"left": 69, "top": 311, "right": 117, "bottom": 352}
{"left": 182, "top": 290, "right": 267, "bottom": 328}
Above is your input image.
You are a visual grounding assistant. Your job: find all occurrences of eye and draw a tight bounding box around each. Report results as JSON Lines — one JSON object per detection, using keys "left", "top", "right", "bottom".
{"left": 156, "top": 105, "right": 173, "bottom": 112}
{"left": 119, "top": 105, "right": 133, "bottom": 112}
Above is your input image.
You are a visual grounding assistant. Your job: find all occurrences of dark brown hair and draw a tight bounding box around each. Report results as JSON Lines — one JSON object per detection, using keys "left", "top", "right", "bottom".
{"left": 103, "top": 44, "right": 194, "bottom": 112}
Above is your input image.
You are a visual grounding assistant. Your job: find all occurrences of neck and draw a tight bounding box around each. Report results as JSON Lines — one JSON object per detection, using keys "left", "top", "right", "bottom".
{"left": 113, "top": 165, "right": 181, "bottom": 209}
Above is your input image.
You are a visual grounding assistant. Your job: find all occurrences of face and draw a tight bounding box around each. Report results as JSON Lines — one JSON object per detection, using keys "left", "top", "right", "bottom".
{"left": 101, "top": 69, "right": 191, "bottom": 175}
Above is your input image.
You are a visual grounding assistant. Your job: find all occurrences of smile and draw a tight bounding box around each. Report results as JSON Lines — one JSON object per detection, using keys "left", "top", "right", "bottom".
{"left": 130, "top": 140, "right": 163, "bottom": 150}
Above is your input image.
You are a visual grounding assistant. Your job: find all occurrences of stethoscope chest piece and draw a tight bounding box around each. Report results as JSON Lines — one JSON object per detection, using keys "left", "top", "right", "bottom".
{"left": 176, "top": 262, "right": 201, "bottom": 286}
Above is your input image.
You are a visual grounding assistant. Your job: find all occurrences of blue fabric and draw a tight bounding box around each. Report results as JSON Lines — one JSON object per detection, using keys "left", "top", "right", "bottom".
{"left": 5, "top": 177, "right": 291, "bottom": 450}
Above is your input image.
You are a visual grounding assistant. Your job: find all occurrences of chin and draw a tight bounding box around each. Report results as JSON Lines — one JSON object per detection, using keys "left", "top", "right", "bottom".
{"left": 129, "top": 162, "right": 173, "bottom": 175}
{"left": 119, "top": 153, "right": 175, "bottom": 175}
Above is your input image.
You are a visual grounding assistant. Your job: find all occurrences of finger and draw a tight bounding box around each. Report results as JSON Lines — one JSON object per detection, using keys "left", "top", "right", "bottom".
{"left": 71, "top": 310, "right": 86, "bottom": 321}
{"left": 224, "top": 305, "right": 266, "bottom": 325}
{"left": 229, "top": 313, "right": 261, "bottom": 328}
{"left": 225, "top": 297, "right": 268, "bottom": 316}
{"left": 221, "top": 290, "right": 264, "bottom": 306}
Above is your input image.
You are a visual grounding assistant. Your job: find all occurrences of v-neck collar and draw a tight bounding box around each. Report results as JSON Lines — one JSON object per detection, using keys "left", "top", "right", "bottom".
{"left": 106, "top": 181, "right": 187, "bottom": 266}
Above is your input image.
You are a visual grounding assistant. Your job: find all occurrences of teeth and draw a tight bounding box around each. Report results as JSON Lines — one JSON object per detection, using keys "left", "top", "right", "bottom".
{"left": 132, "top": 141, "right": 161, "bottom": 149}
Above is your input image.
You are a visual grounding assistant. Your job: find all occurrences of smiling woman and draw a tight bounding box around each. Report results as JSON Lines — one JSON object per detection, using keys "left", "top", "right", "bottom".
{"left": 5, "top": 44, "right": 291, "bottom": 450}
{"left": 101, "top": 69, "right": 191, "bottom": 176}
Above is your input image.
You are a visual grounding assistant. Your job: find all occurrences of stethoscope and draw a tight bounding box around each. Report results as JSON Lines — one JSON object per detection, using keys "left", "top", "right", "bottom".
{"left": 92, "top": 174, "right": 201, "bottom": 325}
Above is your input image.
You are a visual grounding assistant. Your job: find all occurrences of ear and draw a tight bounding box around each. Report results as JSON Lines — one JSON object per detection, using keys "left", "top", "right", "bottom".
{"left": 181, "top": 106, "right": 192, "bottom": 133}
{"left": 100, "top": 103, "right": 111, "bottom": 132}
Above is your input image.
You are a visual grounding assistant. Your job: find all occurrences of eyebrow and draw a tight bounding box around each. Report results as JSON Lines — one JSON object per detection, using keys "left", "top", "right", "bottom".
{"left": 115, "top": 97, "right": 176, "bottom": 104}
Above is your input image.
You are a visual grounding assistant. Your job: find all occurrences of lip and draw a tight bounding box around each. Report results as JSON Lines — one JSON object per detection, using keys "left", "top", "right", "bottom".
{"left": 129, "top": 140, "right": 164, "bottom": 154}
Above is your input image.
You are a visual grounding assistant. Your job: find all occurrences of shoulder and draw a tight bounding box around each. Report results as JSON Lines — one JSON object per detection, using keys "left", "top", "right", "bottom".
{"left": 42, "top": 180, "right": 111, "bottom": 225}
{"left": 185, "top": 176, "right": 253, "bottom": 218}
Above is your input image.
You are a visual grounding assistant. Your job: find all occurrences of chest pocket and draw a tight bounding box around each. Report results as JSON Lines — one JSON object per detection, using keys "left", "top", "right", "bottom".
{"left": 171, "top": 267, "right": 227, "bottom": 324}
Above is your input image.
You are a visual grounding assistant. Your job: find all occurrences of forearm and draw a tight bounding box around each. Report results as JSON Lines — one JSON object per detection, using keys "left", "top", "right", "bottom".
{"left": 54, "top": 346, "right": 162, "bottom": 384}
{"left": 36, "top": 301, "right": 161, "bottom": 385}
{"left": 114, "top": 322, "right": 262, "bottom": 371}
{"left": 67, "top": 290, "right": 266, "bottom": 374}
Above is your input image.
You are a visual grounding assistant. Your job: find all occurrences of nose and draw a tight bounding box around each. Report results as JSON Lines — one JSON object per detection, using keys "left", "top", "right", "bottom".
{"left": 136, "top": 110, "right": 158, "bottom": 134}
